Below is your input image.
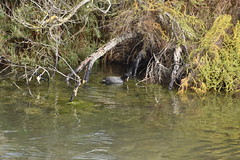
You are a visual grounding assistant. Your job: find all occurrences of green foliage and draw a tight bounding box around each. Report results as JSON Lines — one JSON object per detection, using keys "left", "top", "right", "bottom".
{"left": 189, "top": 0, "right": 205, "bottom": 5}
{"left": 0, "top": 0, "right": 104, "bottom": 69}
{"left": 139, "top": 0, "right": 205, "bottom": 41}
{"left": 188, "top": 15, "right": 240, "bottom": 93}
{"left": 1, "top": 0, "right": 240, "bottom": 94}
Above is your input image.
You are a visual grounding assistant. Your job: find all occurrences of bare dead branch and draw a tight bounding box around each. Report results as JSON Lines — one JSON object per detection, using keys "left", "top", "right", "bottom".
{"left": 67, "top": 32, "right": 137, "bottom": 82}
{"left": 67, "top": 31, "right": 137, "bottom": 101}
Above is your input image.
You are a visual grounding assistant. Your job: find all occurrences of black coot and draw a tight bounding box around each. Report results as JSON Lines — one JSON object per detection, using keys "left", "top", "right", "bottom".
{"left": 102, "top": 73, "right": 129, "bottom": 85}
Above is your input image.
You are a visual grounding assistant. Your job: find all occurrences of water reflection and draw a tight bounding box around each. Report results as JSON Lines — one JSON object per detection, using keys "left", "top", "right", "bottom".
{"left": 0, "top": 68, "right": 240, "bottom": 159}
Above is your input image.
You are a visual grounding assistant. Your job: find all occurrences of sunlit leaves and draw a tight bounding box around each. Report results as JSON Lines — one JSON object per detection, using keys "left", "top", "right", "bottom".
{"left": 186, "top": 15, "right": 240, "bottom": 93}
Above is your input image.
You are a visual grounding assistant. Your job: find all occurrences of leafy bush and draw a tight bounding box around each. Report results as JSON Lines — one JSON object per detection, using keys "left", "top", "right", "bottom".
{"left": 182, "top": 15, "right": 240, "bottom": 93}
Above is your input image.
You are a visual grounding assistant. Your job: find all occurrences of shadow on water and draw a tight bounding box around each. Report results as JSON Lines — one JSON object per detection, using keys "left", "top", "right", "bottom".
{"left": 0, "top": 65, "right": 240, "bottom": 159}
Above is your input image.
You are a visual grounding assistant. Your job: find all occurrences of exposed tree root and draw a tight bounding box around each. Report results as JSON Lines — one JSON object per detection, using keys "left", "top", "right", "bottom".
{"left": 169, "top": 45, "right": 186, "bottom": 90}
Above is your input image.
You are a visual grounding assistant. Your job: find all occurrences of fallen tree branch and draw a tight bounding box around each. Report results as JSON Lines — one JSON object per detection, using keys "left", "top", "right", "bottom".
{"left": 67, "top": 32, "right": 137, "bottom": 82}
{"left": 67, "top": 31, "right": 137, "bottom": 101}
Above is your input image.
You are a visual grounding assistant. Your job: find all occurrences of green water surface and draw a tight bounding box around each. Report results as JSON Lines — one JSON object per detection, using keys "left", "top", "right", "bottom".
{"left": 0, "top": 66, "right": 240, "bottom": 160}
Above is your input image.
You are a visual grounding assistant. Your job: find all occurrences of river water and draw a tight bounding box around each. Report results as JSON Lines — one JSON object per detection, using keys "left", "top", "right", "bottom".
{"left": 0, "top": 66, "right": 240, "bottom": 160}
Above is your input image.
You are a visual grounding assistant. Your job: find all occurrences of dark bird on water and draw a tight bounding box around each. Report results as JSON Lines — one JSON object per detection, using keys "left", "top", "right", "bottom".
{"left": 102, "top": 73, "right": 129, "bottom": 85}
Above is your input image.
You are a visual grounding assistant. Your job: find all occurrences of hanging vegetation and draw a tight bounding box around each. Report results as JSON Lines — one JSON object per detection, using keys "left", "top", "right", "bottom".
{"left": 0, "top": 0, "right": 239, "bottom": 100}
{"left": 179, "top": 16, "right": 240, "bottom": 94}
